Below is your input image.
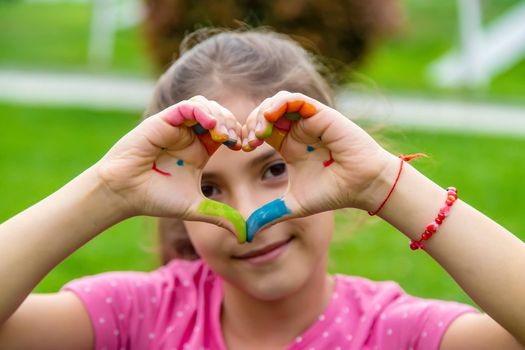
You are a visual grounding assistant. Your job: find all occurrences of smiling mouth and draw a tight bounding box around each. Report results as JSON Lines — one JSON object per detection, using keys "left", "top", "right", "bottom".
{"left": 233, "top": 236, "right": 294, "bottom": 260}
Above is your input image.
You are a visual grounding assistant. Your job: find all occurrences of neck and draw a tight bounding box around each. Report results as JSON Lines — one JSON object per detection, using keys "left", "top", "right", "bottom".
{"left": 220, "top": 261, "right": 334, "bottom": 348}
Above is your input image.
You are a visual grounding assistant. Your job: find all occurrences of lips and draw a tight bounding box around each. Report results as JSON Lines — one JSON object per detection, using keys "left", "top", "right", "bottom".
{"left": 233, "top": 237, "right": 294, "bottom": 260}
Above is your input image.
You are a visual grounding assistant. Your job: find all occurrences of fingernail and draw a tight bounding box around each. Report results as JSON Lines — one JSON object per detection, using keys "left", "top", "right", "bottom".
{"left": 242, "top": 138, "right": 248, "bottom": 147}
{"left": 248, "top": 130, "right": 256, "bottom": 141}
{"left": 228, "top": 129, "right": 237, "bottom": 140}
{"left": 219, "top": 124, "right": 229, "bottom": 136}
{"left": 255, "top": 121, "right": 263, "bottom": 133}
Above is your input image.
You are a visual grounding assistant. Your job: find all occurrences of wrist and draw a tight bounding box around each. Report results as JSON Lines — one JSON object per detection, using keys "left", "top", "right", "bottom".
{"left": 355, "top": 151, "right": 401, "bottom": 213}
{"left": 79, "top": 166, "right": 136, "bottom": 222}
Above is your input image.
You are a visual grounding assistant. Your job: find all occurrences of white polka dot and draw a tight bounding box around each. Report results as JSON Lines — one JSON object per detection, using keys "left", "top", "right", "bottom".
{"left": 98, "top": 317, "right": 105, "bottom": 324}
{"left": 439, "top": 305, "right": 445, "bottom": 311}
{"left": 166, "top": 326, "right": 174, "bottom": 333}
{"left": 295, "top": 336, "right": 303, "bottom": 343}
{"left": 360, "top": 316, "right": 367, "bottom": 323}
{"left": 386, "top": 328, "right": 393, "bottom": 336}
{"left": 335, "top": 317, "right": 342, "bottom": 324}
{"left": 105, "top": 297, "right": 113, "bottom": 304}
{"left": 335, "top": 347, "right": 341, "bottom": 350}
{"left": 113, "top": 329, "right": 120, "bottom": 336}
{"left": 323, "top": 331, "right": 329, "bottom": 337}
{"left": 176, "top": 311, "right": 184, "bottom": 318}
{"left": 127, "top": 296, "right": 133, "bottom": 301}
{"left": 332, "top": 292, "right": 339, "bottom": 300}
{"left": 380, "top": 313, "right": 387, "bottom": 320}
{"left": 83, "top": 287, "right": 91, "bottom": 293}
{"left": 183, "top": 280, "right": 190, "bottom": 287}
{"left": 183, "top": 344, "right": 190, "bottom": 349}
{"left": 150, "top": 297, "right": 157, "bottom": 304}
{"left": 422, "top": 331, "right": 427, "bottom": 338}
{"left": 148, "top": 332, "right": 155, "bottom": 340}
{"left": 402, "top": 312, "right": 408, "bottom": 319}
{"left": 118, "top": 313, "right": 125, "bottom": 320}
{"left": 318, "top": 314, "right": 325, "bottom": 321}
{"left": 308, "top": 347, "right": 315, "bottom": 350}
{"left": 375, "top": 304, "right": 381, "bottom": 311}
{"left": 438, "top": 321, "right": 444, "bottom": 327}
{"left": 343, "top": 307, "right": 349, "bottom": 314}
{"left": 195, "top": 325, "right": 200, "bottom": 332}
{"left": 346, "top": 334, "right": 353, "bottom": 341}
{"left": 370, "top": 284, "right": 377, "bottom": 292}
{"left": 110, "top": 280, "right": 118, "bottom": 287}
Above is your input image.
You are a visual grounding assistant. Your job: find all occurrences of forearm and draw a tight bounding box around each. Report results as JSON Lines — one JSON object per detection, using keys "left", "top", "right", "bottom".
{"left": 0, "top": 167, "right": 129, "bottom": 324}
{"left": 375, "top": 160, "right": 525, "bottom": 343}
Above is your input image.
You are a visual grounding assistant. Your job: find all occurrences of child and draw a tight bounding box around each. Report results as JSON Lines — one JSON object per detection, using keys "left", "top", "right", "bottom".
{"left": 0, "top": 28, "right": 524, "bottom": 350}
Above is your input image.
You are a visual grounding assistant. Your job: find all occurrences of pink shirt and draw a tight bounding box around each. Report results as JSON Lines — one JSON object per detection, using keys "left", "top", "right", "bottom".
{"left": 61, "top": 259, "right": 480, "bottom": 350}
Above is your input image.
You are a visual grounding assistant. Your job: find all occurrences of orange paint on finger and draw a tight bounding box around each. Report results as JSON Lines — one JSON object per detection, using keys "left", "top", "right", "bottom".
{"left": 264, "top": 103, "right": 287, "bottom": 123}
{"left": 265, "top": 127, "right": 287, "bottom": 151}
{"left": 197, "top": 132, "right": 221, "bottom": 155}
{"left": 286, "top": 100, "right": 305, "bottom": 113}
{"left": 299, "top": 102, "right": 317, "bottom": 118}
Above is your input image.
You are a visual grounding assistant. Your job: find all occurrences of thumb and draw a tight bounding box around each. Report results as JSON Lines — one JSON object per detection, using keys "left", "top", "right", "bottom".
{"left": 245, "top": 193, "right": 302, "bottom": 242}
{"left": 186, "top": 198, "right": 247, "bottom": 244}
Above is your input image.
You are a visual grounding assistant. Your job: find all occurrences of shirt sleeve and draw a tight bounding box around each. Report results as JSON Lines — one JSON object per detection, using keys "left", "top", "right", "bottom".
{"left": 60, "top": 269, "right": 152, "bottom": 350}
{"left": 374, "top": 293, "right": 482, "bottom": 350}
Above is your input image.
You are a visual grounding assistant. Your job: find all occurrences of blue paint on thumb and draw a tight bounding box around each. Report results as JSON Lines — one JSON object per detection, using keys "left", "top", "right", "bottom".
{"left": 246, "top": 198, "right": 292, "bottom": 242}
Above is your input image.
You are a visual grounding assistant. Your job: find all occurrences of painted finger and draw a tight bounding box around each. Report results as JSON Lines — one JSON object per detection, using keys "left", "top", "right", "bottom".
{"left": 187, "top": 198, "right": 247, "bottom": 244}
{"left": 263, "top": 92, "right": 318, "bottom": 123}
{"left": 245, "top": 193, "right": 302, "bottom": 242}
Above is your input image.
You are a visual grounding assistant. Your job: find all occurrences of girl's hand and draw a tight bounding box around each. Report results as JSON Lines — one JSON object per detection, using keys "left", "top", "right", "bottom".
{"left": 242, "top": 90, "right": 398, "bottom": 241}
{"left": 94, "top": 96, "right": 248, "bottom": 242}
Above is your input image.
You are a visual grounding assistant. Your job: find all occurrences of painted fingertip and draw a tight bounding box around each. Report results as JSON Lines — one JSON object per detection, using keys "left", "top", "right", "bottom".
{"left": 246, "top": 197, "right": 292, "bottom": 242}
{"left": 192, "top": 123, "right": 208, "bottom": 135}
{"left": 223, "top": 140, "right": 237, "bottom": 147}
{"left": 210, "top": 126, "right": 229, "bottom": 143}
{"left": 193, "top": 107, "right": 217, "bottom": 129}
{"left": 228, "top": 128, "right": 237, "bottom": 140}
{"left": 264, "top": 103, "right": 287, "bottom": 123}
{"left": 197, "top": 199, "right": 247, "bottom": 243}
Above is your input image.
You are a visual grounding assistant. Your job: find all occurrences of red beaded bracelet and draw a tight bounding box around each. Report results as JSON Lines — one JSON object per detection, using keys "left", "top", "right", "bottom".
{"left": 409, "top": 187, "right": 458, "bottom": 251}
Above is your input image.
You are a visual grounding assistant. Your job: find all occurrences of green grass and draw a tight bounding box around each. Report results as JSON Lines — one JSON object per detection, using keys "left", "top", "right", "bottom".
{"left": 0, "top": 1, "right": 154, "bottom": 77}
{"left": 356, "top": 0, "right": 525, "bottom": 103}
{"left": 1, "top": 102, "right": 524, "bottom": 310}
{"left": 1, "top": 1, "right": 525, "bottom": 102}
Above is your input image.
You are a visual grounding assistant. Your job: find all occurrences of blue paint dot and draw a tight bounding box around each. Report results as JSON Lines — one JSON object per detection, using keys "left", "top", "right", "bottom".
{"left": 306, "top": 145, "right": 315, "bottom": 152}
{"left": 176, "top": 159, "right": 184, "bottom": 167}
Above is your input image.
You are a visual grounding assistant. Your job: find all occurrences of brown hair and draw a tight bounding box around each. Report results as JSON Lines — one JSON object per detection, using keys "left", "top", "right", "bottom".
{"left": 144, "top": 27, "right": 338, "bottom": 264}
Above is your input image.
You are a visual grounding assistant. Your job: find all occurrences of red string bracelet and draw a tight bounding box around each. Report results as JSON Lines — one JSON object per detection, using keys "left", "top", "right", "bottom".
{"left": 410, "top": 187, "right": 458, "bottom": 251}
{"left": 367, "top": 153, "right": 427, "bottom": 216}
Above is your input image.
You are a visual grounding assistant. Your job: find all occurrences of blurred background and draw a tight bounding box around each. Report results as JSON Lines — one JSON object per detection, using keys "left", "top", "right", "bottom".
{"left": 1, "top": 0, "right": 525, "bottom": 309}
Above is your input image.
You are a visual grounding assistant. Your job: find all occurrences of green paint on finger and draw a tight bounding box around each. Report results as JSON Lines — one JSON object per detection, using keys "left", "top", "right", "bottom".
{"left": 197, "top": 199, "right": 247, "bottom": 243}
{"left": 285, "top": 112, "right": 302, "bottom": 120}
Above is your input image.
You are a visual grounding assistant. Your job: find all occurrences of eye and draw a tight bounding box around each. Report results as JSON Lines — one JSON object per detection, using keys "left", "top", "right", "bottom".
{"left": 201, "top": 184, "right": 221, "bottom": 198}
{"left": 263, "top": 162, "right": 287, "bottom": 180}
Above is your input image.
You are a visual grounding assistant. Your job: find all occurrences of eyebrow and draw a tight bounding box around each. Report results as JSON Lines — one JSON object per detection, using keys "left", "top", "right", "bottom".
{"left": 246, "top": 149, "right": 279, "bottom": 169}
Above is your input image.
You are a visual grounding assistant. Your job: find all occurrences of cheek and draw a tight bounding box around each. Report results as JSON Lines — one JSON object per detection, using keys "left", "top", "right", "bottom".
{"left": 298, "top": 211, "right": 334, "bottom": 251}
{"left": 184, "top": 221, "right": 231, "bottom": 260}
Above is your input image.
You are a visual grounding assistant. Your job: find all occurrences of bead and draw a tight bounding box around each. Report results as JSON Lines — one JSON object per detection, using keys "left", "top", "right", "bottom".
{"left": 422, "top": 232, "right": 431, "bottom": 240}
{"left": 435, "top": 217, "right": 443, "bottom": 224}
{"left": 447, "top": 195, "right": 456, "bottom": 202}
{"left": 446, "top": 200, "right": 454, "bottom": 206}
{"left": 439, "top": 206, "right": 450, "bottom": 216}
{"left": 437, "top": 212, "right": 446, "bottom": 221}
{"left": 447, "top": 186, "right": 457, "bottom": 192}
{"left": 409, "top": 240, "right": 420, "bottom": 250}
{"left": 426, "top": 222, "right": 439, "bottom": 233}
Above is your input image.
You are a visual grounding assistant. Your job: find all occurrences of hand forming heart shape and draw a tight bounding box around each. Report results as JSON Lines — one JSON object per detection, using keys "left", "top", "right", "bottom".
{"left": 96, "top": 91, "right": 394, "bottom": 244}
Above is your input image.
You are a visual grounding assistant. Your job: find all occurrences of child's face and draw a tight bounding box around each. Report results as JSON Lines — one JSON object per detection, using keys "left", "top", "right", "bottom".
{"left": 184, "top": 95, "right": 334, "bottom": 301}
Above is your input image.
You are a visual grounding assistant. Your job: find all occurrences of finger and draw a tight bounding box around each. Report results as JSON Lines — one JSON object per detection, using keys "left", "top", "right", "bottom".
{"left": 245, "top": 193, "right": 302, "bottom": 242}
{"left": 187, "top": 198, "right": 247, "bottom": 244}
{"left": 263, "top": 92, "right": 319, "bottom": 123}
{"left": 216, "top": 103, "right": 242, "bottom": 151}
